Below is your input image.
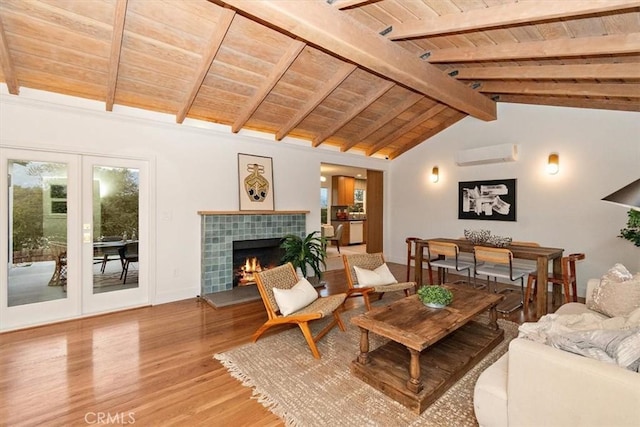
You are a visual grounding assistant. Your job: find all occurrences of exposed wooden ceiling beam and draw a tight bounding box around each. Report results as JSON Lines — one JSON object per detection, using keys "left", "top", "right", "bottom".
{"left": 276, "top": 62, "right": 356, "bottom": 140}
{"left": 212, "top": 0, "right": 496, "bottom": 121}
{"left": 479, "top": 81, "right": 640, "bottom": 98}
{"left": 177, "top": 8, "right": 235, "bottom": 124}
{"left": 428, "top": 34, "right": 640, "bottom": 63}
{"left": 341, "top": 92, "right": 423, "bottom": 152}
{"left": 496, "top": 94, "right": 640, "bottom": 112}
{"left": 389, "top": 112, "right": 465, "bottom": 159}
{"left": 0, "top": 15, "right": 20, "bottom": 94}
{"left": 232, "top": 40, "right": 305, "bottom": 133}
{"left": 332, "top": 0, "right": 380, "bottom": 9}
{"left": 312, "top": 80, "right": 394, "bottom": 147}
{"left": 388, "top": 0, "right": 640, "bottom": 40}
{"left": 452, "top": 63, "right": 640, "bottom": 80}
{"left": 105, "top": 0, "right": 128, "bottom": 112}
{"left": 366, "top": 104, "right": 448, "bottom": 156}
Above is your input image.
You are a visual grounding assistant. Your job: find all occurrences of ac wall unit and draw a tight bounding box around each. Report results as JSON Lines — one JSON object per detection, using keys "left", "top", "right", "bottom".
{"left": 455, "top": 144, "right": 518, "bottom": 166}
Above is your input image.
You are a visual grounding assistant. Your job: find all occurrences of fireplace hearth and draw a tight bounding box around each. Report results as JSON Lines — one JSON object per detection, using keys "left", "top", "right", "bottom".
{"left": 232, "top": 238, "right": 284, "bottom": 287}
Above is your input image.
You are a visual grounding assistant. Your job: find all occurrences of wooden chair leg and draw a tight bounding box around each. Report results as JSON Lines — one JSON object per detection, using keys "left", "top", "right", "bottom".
{"left": 333, "top": 311, "right": 346, "bottom": 332}
{"left": 363, "top": 293, "right": 372, "bottom": 311}
{"left": 298, "top": 322, "right": 321, "bottom": 359}
{"left": 251, "top": 322, "right": 272, "bottom": 342}
{"left": 563, "top": 280, "right": 572, "bottom": 304}
{"left": 524, "top": 275, "right": 535, "bottom": 312}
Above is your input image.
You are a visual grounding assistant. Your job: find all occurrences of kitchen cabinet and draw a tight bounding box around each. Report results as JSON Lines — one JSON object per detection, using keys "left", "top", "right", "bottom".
{"left": 332, "top": 176, "right": 355, "bottom": 206}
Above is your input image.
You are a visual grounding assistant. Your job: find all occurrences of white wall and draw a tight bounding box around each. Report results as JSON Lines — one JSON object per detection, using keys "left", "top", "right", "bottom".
{"left": 387, "top": 103, "right": 640, "bottom": 297}
{"left": 0, "top": 88, "right": 389, "bottom": 304}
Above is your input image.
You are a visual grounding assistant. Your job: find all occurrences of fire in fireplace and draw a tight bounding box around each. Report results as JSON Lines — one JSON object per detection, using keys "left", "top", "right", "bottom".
{"left": 232, "top": 238, "right": 284, "bottom": 287}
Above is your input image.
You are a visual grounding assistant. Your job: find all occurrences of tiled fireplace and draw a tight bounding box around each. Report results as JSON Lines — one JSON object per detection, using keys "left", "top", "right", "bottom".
{"left": 199, "top": 211, "right": 307, "bottom": 295}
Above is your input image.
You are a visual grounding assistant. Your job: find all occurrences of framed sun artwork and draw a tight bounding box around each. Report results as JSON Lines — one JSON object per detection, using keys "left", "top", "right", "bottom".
{"left": 238, "top": 153, "right": 274, "bottom": 211}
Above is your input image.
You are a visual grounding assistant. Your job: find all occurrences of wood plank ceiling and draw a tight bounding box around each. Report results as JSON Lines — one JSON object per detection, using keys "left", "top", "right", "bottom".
{"left": 0, "top": 0, "right": 638, "bottom": 159}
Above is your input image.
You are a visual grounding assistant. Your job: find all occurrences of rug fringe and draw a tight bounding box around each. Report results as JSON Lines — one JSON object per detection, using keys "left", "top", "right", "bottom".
{"left": 213, "top": 353, "right": 302, "bottom": 427}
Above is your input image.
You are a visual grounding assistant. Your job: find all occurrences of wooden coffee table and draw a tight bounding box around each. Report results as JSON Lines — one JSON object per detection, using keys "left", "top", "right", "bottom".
{"left": 350, "top": 284, "right": 504, "bottom": 414}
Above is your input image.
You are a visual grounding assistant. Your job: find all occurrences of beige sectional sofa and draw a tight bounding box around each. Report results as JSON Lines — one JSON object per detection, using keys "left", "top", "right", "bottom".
{"left": 474, "top": 279, "right": 640, "bottom": 427}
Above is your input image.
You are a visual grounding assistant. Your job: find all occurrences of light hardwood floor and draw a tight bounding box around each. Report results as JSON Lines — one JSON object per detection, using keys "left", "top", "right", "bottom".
{"left": 0, "top": 263, "right": 552, "bottom": 426}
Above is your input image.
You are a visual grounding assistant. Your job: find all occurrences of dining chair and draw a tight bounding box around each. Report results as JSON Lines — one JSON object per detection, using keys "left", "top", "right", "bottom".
{"left": 119, "top": 241, "right": 139, "bottom": 284}
{"left": 329, "top": 224, "right": 345, "bottom": 253}
{"left": 473, "top": 246, "right": 536, "bottom": 313}
{"left": 253, "top": 262, "right": 347, "bottom": 359}
{"left": 524, "top": 253, "right": 586, "bottom": 312}
{"left": 342, "top": 253, "right": 415, "bottom": 311}
{"left": 405, "top": 237, "right": 434, "bottom": 284}
{"left": 426, "top": 241, "right": 474, "bottom": 286}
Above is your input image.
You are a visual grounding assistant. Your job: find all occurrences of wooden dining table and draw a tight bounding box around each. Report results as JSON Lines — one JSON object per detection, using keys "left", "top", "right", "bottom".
{"left": 414, "top": 238, "right": 564, "bottom": 318}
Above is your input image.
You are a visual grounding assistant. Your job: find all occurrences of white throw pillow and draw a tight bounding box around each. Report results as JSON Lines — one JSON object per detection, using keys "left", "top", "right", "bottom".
{"left": 588, "top": 265, "right": 640, "bottom": 318}
{"left": 354, "top": 263, "right": 398, "bottom": 287}
{"left": 272, "top": 277, "right": 318, "bottom": 316}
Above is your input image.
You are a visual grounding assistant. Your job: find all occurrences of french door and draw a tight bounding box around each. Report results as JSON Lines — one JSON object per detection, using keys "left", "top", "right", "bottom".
{"left": 0, "top": 148, "right": 149, "bottom": 331}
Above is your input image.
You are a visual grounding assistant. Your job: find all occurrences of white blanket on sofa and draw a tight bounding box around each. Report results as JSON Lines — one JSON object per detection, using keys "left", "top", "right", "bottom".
{"left": 518, "top": 309, "right": 640, "bottom": 372}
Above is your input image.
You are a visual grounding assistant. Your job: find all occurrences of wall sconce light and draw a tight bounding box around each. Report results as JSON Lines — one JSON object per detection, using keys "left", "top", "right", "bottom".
{"left": 547, "top": 153, "right": 559, "bottom": 175}
{"left": 431, "top": 166, "right": 439, "bottom": 183}
{"left": 320, "top": 175, "right": 326, "bottom": 182}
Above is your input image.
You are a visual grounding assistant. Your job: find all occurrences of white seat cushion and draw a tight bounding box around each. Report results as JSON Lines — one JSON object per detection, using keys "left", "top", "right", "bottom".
{"left": 430, "top": 258, "right": 473, "bottom": 271}
{"left": 476, "top": 264, "right": 530, "bottom": 280}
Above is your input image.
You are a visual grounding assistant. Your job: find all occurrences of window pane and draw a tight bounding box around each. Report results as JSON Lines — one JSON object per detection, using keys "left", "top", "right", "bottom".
{"left": 8, "top": 160, "right": 68, "bottom": 306}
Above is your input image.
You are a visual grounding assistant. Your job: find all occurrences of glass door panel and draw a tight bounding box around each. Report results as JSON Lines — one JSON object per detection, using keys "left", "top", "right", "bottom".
{"left": 91, "top": 165, "right": 139, "bottom": 294}
{"left": 82, "top": 156, "right": 148, "bottom": 314}
{"left": 1, "top": 149, "right": 81, "bottom": 330}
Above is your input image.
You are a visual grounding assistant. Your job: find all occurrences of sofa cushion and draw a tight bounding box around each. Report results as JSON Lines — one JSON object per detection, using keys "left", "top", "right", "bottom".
{"left": 548, "top": 328, "right": 640, "bottom": 372}
{"left": 588, "top": 264, "right": 640, "bottom": 317}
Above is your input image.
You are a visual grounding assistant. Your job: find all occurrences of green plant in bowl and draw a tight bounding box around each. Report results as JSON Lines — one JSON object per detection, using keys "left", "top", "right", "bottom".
{"left": 417, "top": 285, "right": 454, "bottom": 308}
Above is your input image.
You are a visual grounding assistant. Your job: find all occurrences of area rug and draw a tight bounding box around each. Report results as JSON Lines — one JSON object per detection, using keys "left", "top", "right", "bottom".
{"left": 214, "top": 304, "right": 518, "bottom": 427}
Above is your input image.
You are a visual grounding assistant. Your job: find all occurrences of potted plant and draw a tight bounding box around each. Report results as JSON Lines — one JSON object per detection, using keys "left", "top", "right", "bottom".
{"left": 619, "top": 209, "right": 640, "bottom": 247}
{"left": 417, "top": 285, "right": 454, "bottom": 308}
{"left": 280, "top": 231, "right": 327, "bottom": 280}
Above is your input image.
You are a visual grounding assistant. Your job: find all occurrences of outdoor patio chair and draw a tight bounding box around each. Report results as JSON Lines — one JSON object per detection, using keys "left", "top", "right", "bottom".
{"left": 253, "top": 262, "right": 347, "bottom": 359}
{"left": 48, "top": 241, "right": 67, "bottom": 288}
{"left": 119, "top": 241, "right": 139, "bottom": 284}
{"left": 342, "top": 253, "right": 415, "bottom": 311}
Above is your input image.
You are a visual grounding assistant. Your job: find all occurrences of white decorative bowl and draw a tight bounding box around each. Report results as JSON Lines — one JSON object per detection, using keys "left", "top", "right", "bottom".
{"left": 424, "top": 302, "right": 447, "bottom": 309}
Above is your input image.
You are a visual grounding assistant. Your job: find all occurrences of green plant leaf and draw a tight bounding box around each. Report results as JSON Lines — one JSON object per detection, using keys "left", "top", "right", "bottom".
{"left": 619, "top": 209, "right": 640, "bottom": 247}
{"left": 280, "top": 231, "right": 327, "bottom": 279}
